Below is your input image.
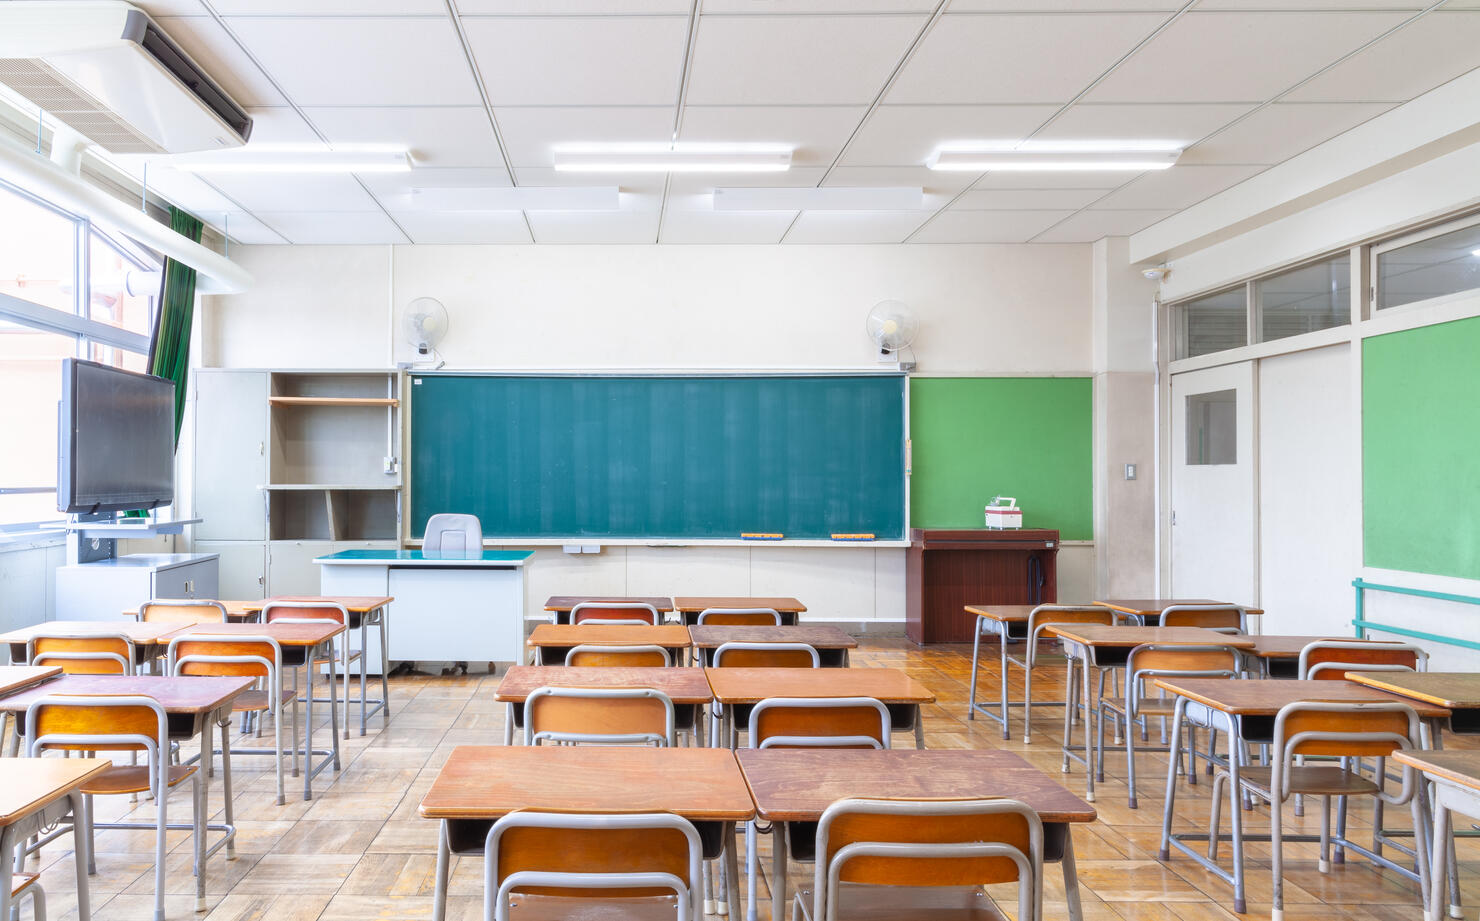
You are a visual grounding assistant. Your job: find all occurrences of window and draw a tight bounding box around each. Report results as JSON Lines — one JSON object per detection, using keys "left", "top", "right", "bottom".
{"left": 1258, "top": 253, "right": 1350, "bottom": 342}
{"left": 1174, "top": 286, "right": 1247, "bottom": 359}
{"left": 1186, "top": 390, "right": 1237, "bottom": 465}
{"left": 88, "top": 231, "right": 155, "bottom": 337}
{"left": 0, "top": 185, "right": 75, "bottom": 314}
{"left": 0, "top": 322, "right": 73, "bottom": 523}
{"left": 1376, "top": 220, "right": 1480, "bottom": 311}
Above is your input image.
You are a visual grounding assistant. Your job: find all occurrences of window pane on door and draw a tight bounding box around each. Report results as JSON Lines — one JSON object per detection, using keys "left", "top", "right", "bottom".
{"left": 1186, "top": 389, "right": 1237, "bottom": 465}
{"left": 1259, "top": 253, "right": 1350, "bottom": 342}
{"left": 1376, "top": 222, "right": 1480, "bottom": 310}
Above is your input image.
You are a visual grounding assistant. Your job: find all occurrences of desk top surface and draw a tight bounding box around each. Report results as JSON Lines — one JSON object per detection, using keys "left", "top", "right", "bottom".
{"left": 527, "top": 624, "right": 692, "bottom": 648}
{"left": 963, "top": 604, "right": 1072, "bottom": 622}
{"left": 169, "top": 621, "right": 346, "bottom": 646}
{"left": 704, "top": 666, "right": 935, "bottom": 704}
{"left": 1048, "top": 625, "right": 1255, "bottom": 649}
{"left": 0, "top": 757, "right": 113, "bottom": 827}
{"left": 420, "top": 746, "right": 753, "bottom": 821}
{"left": 0, "top": 621, "right": 188, "bottom": 646}
{"left": 1242, "top": 635, "right": 1380, "bottom": 659}
{"left": 1094, "top": 599, "right": 1227, "bottom": 616}
{"left": 0, "top": 674, "right": 255, "bottom": 715}
{"left": 1151, "top": 677, "right": 1452, "bottom": 718}
{"left": 738, "top": 749, "right": 1096, "bottom": 824}
{"left": 494, "top": 665, "right": 714, "bottom": 703}
{"left": 1344, "top": 672, "right": 1480, "bottom": 708}
{"left": 234, "top": 596, "right": 394, "bottom": 614}
{"left": 0, "top": 666, "right": 62, "bottom": 697}
{"left": 315, "top": 549, "right": 532, "bottom": 566}
{"left": 1392, "top": 750, "right": 1480, "bottom": 792}
{"left": 543, "top": 596, "right": 674, "bottom": 612}
{"left": 672, "top": 597, "right": 807, "bottom": 613}
{"left": 687, "top": 625, "right": 856, "bottom": 649}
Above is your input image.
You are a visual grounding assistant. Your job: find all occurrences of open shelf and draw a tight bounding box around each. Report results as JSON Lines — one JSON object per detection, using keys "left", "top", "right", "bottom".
{"left": 268, "top": 488, "right": 398, "bottom": 541}
{"left": 268, "top": 397, "right": 399, "bottom": 407}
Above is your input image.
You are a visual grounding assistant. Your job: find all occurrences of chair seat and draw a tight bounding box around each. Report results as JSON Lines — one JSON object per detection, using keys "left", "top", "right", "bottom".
{"left": 1230, "top": 765, "right": 1381, "bottom": 797}
{"left": 795, "top": 884, "right": 1009, "bottom": 921}
{"left": 503, "top": 893, "right": 684, "bottom": 919}
{"left": 232, "top": 688, "right": 295, "bottom": 713}
{"left": 1101, "top": 697, "right": 1180, "bottom": 717}
{"left": 12, "top": 873, "right": 38, "bottom": 897}
{"left": 82, "top": 763, "right": 197, "bottom": 796}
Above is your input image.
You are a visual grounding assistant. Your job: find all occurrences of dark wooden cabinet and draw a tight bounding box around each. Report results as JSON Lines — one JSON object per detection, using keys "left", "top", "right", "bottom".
{"left": 905, "top": 528, "right": 1059, "bottom": 645}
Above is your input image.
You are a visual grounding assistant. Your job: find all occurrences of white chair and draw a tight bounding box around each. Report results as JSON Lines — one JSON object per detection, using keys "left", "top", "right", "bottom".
{"left": 423, "top": 513, "right": 483, "bottom": 552}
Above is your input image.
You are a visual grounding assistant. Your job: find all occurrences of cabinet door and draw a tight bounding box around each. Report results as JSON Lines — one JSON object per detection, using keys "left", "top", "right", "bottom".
{"left": 195, "top": 371, "right": 268, "bottom": 541}
{"left": 197, "top": 541, "right": 266, "bottom": 600}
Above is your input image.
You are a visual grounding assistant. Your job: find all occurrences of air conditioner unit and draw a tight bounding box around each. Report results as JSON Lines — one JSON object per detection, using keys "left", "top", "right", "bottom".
{"left": 0, "top": 1, "right": 252, "bottom": 155}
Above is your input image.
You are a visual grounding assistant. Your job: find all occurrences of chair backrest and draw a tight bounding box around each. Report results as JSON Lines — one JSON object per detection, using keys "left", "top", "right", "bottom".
{"left": 1270, "top": 700, "right": 1421, "bottom": 801}
{"left": 262, "top": 600, "right": 350, "bottom": 626}
{"left": 168, "top": 634, "right": 282, "bottom": 681}
{"left": 422, "top": 513, "right": 483, "bottom": 553}
{"left": 749, "top": 697, "right": 891, "bottom": 750}
{"left": 1160, "top": 604, "right": 1244, "bottom": 632}
{"left": 570, "top": 602, "right": 661, "bottom": 626}
{"left": 138, "top": 599, "right": 229, "bottom": 624}
{"left": 1124, "top": 644, "right": 1240, "bottom": 716}
{"left": 697, "top": 608, "right": 782, "bottom": 626}
{"left": 525, "top": 686, "right": 676, "bottom": 746}
{"left": 1297, "top": 640, "right": 1426, "bottom": 680}
{"left": 564, "top": 644, "right": 671, "bottom": 667}
{"left": 26, "top": 693, "right": 167, "bottom": 754}
{"left": 712, "top": 642, "right": 819, "bottom": 668}
{"left": 812, "top": 797, "right": 1043, "bottom": 921}
{"left": 28, "top": 634, "right": 134, "bottom": 675}
{"left": 484, "top": 811, "right": 702, "bottom": 921}
{"left": 1025, "top": 606, "right": 1116, "bottom": 667}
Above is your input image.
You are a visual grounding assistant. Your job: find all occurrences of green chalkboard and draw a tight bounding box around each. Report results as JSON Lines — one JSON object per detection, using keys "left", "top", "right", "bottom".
{"left": 408, "top": 373, "right": 906, "bottom": 540}
{"left": 909, "top": 377, "right": 1093, "bottom": 540}
{"left": 1363, "top": 316, "right": 1480, "bottom": 580}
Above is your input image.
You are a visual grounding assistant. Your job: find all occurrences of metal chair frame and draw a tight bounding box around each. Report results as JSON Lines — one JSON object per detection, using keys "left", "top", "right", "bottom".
{"left": 525, "top": 686, "right": 677, "bottom": 747}
{"left": 968, "top": 605, "right": 1114, "bottom": 743}
{"left": 570, "top": 602, "right": 662, "bottom": 626}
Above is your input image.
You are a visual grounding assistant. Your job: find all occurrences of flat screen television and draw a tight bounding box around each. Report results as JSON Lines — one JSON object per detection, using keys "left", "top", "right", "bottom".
{"left": 58, "top": 358, "right": 176, "bottom": 515}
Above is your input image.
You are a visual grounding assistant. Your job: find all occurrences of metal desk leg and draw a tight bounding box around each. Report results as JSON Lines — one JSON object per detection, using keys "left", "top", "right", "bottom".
{"left": 1158, "top": 699, "right": 1185, "bottom": 861}
{"left": 342, "top": 629, "right": 352, "bottom": 741}
{"left": 771, "top": 819, "right": 788, "bottom": 921}
{"left": 1082, "top": 651, "right": 1096, "bottom": 803}
{"left": 304, "top": 656, "right": 315, "bottom": 801}
{"left": 724, "top": 821, "right": 741, "bottom": 918}
{"left": 377, "top": 606, "right": 391, "bottom": 730}
{"left": 433, "top": 821, "right": 450, "bottom": 921}
{"left": 1061, "top": 828, "right": 1083, "bottom": 921}
{"left": 1000, "top": 628, "right": 1011, "bottom": 739}
{"left": 1429, "top": 797, "right": 1449, "bottom": 921}
{"left": 218, "top": 714, "right": 236, "bottom": 860}
{"left": 914, "top": 705, "right": 925, "bottom": 750}
{"left": 69, "top": 790, "right": 91, "bottom": 921}
{"left": 328, "top": 650, "right": 342, "bottom": 769}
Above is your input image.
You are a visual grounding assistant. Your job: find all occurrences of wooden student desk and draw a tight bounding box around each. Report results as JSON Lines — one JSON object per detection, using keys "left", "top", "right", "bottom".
{"left": 1345, "top": 672, "right": 1480, "bottom": 735}
{"left": 739, "top": 748, "right": 1097, "bottom": 921}
{"left": 0, "top": 758, "right": 112, "bottom": 921}
{"left": 493, "top": 664, "right": 714, "bottom": 745}
{"left": 687, "top": 624, "right": 856, "bottom": 667}
{"left": 673, "top": 596, "right": 806, "bottom": 626}
{"left": 0, "top": 621, "right": 187, "bottom": 667}
{"left": 704, "top": 666, "right": 936, "bottom": 749}
{"left": 526, "top": 623, "right": 692, "bottom": 666}
{"left": 1151, "top": 677, "right": 1450, "bottom": 915}
{"left": 1095, "top": 598, "right": 1233, "bottom": 626}
{"left": 543, "top": 595, "right": 675, "bottom": 625}
{"left": 1240, "top": 634, "right": 1380, "bottom": 677}
{"left": 420, "top": 746, "right": 754, "bottom": 920}
{"left": 0, "top": 666, "right": 61, "bottom": 697}
{"left": 1391, "top": 749, "right": 1480, "bottom": 921}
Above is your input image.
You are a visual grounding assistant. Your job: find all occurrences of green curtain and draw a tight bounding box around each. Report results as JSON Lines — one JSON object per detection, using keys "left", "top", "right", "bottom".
{"left": 147, "top": 206, "right": 203, "bottom": 444}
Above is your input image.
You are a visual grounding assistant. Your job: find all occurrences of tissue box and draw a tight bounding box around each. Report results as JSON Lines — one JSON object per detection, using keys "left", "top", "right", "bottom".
{"left": 984, "top": 498, "right": 1022, "bottom": 529}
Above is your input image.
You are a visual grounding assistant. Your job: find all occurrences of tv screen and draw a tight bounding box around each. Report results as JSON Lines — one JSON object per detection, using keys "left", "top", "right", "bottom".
{"left": 58, "top": 359, "right": 176, "bottom": 514}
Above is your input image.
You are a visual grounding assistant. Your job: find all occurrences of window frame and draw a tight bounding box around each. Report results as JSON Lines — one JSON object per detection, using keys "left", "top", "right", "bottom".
{"left": 1370, "top": 211, "right": 1480, "bottom": 316}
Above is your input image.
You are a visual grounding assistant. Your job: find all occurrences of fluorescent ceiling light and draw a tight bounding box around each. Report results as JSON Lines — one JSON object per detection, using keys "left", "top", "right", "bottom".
{"left": 928, "top": 141, "right": 1182, "bottom": 172}
{"left": 1472, "top": 249, "right": 1480, "bottom": 257}
{"left": 554, "top": 143, "right": 791, "bottom": 173}
{"left": 712, "top": 187, "right": 922, "bottom": 211}
{"left": 395, "top": 186, "right": 620, "bottom": 212}
{"left": 162, "top": 145, "right": 411, "bottom": 174}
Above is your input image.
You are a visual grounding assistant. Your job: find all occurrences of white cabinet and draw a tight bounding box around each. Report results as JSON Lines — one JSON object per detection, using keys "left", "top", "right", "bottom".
{"left": 269, "top": 540, "right": 396, "bottom": 595}
{"left": 55, "top": 553, "right": 219, "bottom": 621}
{"left": 194, "top": 371, "right": 268, "bottom": 541}
{"left": 196, "top": 541, "right": 266, "bottom": 600}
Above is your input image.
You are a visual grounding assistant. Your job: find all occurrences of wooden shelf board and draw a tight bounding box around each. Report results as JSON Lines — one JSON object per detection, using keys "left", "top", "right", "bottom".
{"left": 262, "top": 484, "right": 402, "bottom": 491}
{"left": 267, "top": 397, "right": 399, "bottom": 407}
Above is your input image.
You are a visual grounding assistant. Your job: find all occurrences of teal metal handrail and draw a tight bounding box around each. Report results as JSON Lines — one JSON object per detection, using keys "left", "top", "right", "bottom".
{"left": 1352, "top": 578, "right": 1480, "bottom": 652}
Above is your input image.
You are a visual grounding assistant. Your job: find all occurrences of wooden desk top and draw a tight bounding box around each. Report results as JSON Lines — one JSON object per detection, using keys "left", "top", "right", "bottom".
{"left": 0, "top": 666, "right": 62, "bottom": 698}
{"left": 543, "top": 596, "right": 674, "bottom": 613}
{"left": 687, "top": 625, "right": 857, "bottom": 650}
{"left": 1095, "top": 599, "right": 1227, "bottom": 616}
{"left": 704, "top": 667, "right": 936, "bottom": 705}
{"left": 1047, "top": 625, "right": 1255, "bottom": 649}
{"left": 738, "top": 749, "right": 1096, "bottom": 824}
{"left": 673, "top": 597, "right": 806, "bottom": 613}
{"left": 235, "top": 596, "right": 394, "bottom": 615}
{"left": 0, "top": 758, "right": 113, "bottom": 827}
{"left": 170, "top": 621, "right": 347, "bottom": 647}
{"left": 420, "top": 746, "right": 754, "bottom": 821}
{"left": 494, "top": 666, "right": 715, "bottom": 704}
{"left": 1150, "top": 677, "right": 1452, "bottom": 719}
{"left": 0, "top": 674, "right": 255, "bottom": 715}
{"left": 1344, "top": 672, "right": 1480, "bottom": 709}
{"left": 527, "top": 624, "right": 692, "bottom": 648}
{"left": 1391, "top": 750, "right": 1480, "bottom": 793}
{"left": 1243, "top": 635, "right": 1379, "bottom": 659}
{"left": 0, "top": 621, "right": 186, "bottom": 647}
{"left": 963, "top": 604, "right": 1042, "bottom": 623}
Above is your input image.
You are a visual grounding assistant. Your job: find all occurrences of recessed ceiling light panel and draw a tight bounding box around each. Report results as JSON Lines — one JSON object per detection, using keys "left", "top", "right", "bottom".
{"left": 163, "top": 144, "right": 411, "bottom": 173}
{"left": 553, "top": 143, "right": 792, "bottom": 173}
{"left": 927, "top": 141, "right": 1183, "bottom": 172}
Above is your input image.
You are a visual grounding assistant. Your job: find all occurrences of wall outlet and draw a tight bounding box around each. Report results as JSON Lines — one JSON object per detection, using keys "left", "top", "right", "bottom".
{"left": 1124, "top": 463, "right": 1137, "bottom": 480}
{"left": 383, "top": 457, "right": 399, "bottom": 475}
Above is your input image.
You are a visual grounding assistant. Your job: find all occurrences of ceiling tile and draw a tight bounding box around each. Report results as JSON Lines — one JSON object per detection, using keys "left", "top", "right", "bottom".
{"left": 209, "top": 212, "right": 288, "bottom": 246}
{"left": 685, "top": 14, "right": 928, "bottom": 106}
{"left": 1034, "top": 103, "right": 1257, "bottom": 147}
{"left": 679, "top": 106, "right": 867, "bottom": 168}
{"left": 658, "top": 210, "right": 796, "bottom": 244}
{"left": 1082, "top": 11, "right": 1410, "bottom": 103}
{"left": 199, "top": 173, "right": 382, "bottom": 212}
{"left": 223, "top": 17, "right": 480, "bottom": 106}
{"left": 493, "top": 107, "right": 673, "bottom": 167}
{"left": 823, "top": 165, "right": 977, "bottom": 194}
{"left": 909, "top": 209, "right": 1075, "bottom": 243}
{"left": 131, "top": 0, "right": 209, "bottom": 14}
{"left": 783, "top": 210, "right": 932, "bottom": 244}
{"left": 664, "top": 168, "right": 829, "bottom": 195}
{"left": 390, "top": 210, "right": 533, "bottom": 244}
{"left": 242, "top": 107, "right": 320, "bottom": 144}
{"left": 154, "top": 17, "right": 286, "bottom": 107}
{"left": 1090, "top": 164, "right": 1265, "bottom": 210}
{"left": 954, "top": 188, "right": 1108, "bottom": 210}
{"left": 303, "top": 106, "right": 502, "bottom": 168}
{"left": 1193, "top": 0, "right": 1426, "bottom": 9}
{"left": 254, "top": 210, "right": 409, "bottom": 244}
{"left": 972, "top": 170, "right": 1136, "bottom": 189}
{"left": 525, "top": 211, "right": 662, "bottom": 243}
{"left": 701, "top": 0, "right": 936, "bottom": 11}
{"left": 1281, "top": 11, "right": 1480, "bottom": 104}
{"left": 950, "top": 0, "right": 1183, "bottom": 8}
{"left": 460, "top": 0, "right": 691, "bottom": 11}
{"left": 1031, "top": 208, "right": 1173, "bottom": 242}
{"left": 1182, "top": 102, "right": 1394, "bottom": 166}
{"left": 513, "top": 168, "right": 667, "bottom": 199}
{"left": 360, "top": 167, "right": 514, "bottom": 205}
{"left": 841, "top": 104, "right": 1058, "bottom": 166}
{"left": 885, "top": 13, "right": 1167, "bottom": 105}
{"left": 463, "top": 16, "right": 690, "bottom": 106}
{"left": 211, "top": 0, "right": 445, "bottom": 11}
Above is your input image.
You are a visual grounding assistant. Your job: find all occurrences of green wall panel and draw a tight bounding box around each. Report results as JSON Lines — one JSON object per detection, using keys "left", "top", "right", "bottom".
{"left": 909, "top": 377, "right": 1093, "bottom": 539}
{"left": 1362, "top": 315, "right": 1480, "bottom": 580}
